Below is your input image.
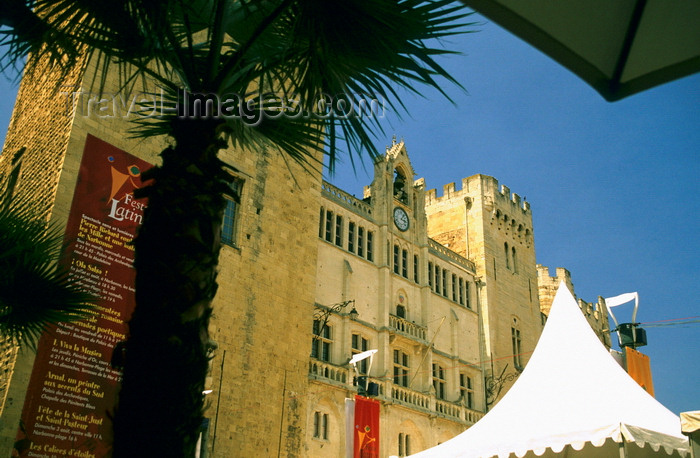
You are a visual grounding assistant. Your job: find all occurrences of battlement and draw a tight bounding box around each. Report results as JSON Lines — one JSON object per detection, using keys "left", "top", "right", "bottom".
{"left": 425, "top": 175, "right": 530, "bottom": 214}
{"left": 537, "top": 264, "right": 611, "bottom": 348}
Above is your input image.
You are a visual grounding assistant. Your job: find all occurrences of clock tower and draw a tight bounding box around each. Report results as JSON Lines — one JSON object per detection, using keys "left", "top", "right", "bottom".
{"left": 362, "top": 136, "right": 428, "bottom": 254}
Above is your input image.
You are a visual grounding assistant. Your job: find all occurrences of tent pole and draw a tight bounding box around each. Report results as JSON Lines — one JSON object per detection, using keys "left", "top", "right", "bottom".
{"left": 618, "top": 441, "right": 628, "bottom": 458}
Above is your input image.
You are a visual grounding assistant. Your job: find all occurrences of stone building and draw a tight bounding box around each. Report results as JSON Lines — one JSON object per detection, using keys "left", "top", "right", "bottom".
{"left": 308, "top": 142, "right": 484, "bottom": 457}
{"left": 0, "top": 57, "right": 610, "bottom": 456}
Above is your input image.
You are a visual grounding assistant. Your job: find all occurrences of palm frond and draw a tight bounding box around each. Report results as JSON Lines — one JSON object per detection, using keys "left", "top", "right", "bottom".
{"left": 0, "top": 200, "right": 96, "bottom": 350}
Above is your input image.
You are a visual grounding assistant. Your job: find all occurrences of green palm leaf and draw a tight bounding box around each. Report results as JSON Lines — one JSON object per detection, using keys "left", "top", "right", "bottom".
{"left": 0, "top": 200, "right": 96, "bottom": 350}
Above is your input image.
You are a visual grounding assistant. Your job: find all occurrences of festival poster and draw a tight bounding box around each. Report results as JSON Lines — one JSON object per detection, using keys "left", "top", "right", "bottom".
{"left": 353, "top": 396, "right": 380, "bottom": 458}
{"left": 13, "top": 134, "right": 152, "bottom": 457}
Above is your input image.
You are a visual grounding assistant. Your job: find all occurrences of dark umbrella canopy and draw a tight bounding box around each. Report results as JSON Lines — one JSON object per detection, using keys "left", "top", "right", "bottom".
{"left": 462, "top": 0, "right": 700, "bottom": 101}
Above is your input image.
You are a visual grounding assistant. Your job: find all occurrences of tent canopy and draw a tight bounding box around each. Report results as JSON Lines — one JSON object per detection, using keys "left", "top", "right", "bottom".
{"left": 461, "top": 0, "right": 700, "bottom": 101}
{"left": 408, "top": 284, "right": 689, "bottom": 458}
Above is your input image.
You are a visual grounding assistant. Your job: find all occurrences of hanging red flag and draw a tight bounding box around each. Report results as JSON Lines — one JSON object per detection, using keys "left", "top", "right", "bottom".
{"left": 354, "top": 395, "right": 380, "bottom": 458}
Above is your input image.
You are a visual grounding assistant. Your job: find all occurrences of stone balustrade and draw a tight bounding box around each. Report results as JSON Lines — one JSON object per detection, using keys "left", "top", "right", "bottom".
{"left": 389, "top": 314, "right": 427, "bottom": 341}
{"left": 309, "top": 359, "right": 484, "bottom": 425}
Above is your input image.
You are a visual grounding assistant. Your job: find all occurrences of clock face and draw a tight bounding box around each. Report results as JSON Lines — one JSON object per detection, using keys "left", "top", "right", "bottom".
{"left": 393, "top": 207, "right": 409, "bottom": 231}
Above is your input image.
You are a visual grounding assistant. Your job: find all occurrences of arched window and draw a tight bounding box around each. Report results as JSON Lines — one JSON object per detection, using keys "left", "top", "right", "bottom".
{"left": 393, "top": 169, "right": 408, "bottom": 204}
{"left": 512, "top": 246, "right": 518, "bottom": 273}
{"left": 504, "top": 242, "right": 510, "bottom": 269}
{"left": 396, "top": 304, "right": 406, "bottom": 319}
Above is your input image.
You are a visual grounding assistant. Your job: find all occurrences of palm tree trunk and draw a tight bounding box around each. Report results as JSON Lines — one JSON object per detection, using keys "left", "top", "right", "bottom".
{"left": 112, "top": 118, "right": 229, "bottom": 457}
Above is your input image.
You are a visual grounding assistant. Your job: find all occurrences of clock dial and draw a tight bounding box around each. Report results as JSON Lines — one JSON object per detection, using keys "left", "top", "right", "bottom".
{"left": 393, "top": 207, "right": 409, "bottom": 231}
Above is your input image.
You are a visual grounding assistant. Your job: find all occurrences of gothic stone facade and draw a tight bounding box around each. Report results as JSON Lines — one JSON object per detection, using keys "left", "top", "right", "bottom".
{"left": 1, "top": 58, "right": 610, "bottom": 456}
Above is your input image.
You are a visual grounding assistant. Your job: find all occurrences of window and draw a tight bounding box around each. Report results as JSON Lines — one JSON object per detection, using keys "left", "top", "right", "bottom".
{"left": 352, "top": 334, "right": 370, "bottom": 374}
{"left": 396, "top": 304, "right": 406, "bottom": 319}
{"left": 398, "top": 433, "right": 411, "bottom": 457}
{"left": 428, "top": 262, "right": 433, "bottom": 288}
{"left": 452, "top": 274, "right": 457, "bottom": 301}
{"left": 401, "top": 249, "right": 408, "bottom": 278}
{"left": 504, "top": 242, "right": 510, "bottom": 269}
{"left": 442, "top": 269, "right": 447, "bottom": 297}
{"left": 348, "top": 222, "right": 355, "bottom": 253}
{"left": 512, "top": 246, "right": 518, "bottom": 273}
{"left": 432, "top": 363, "right": 446, "bottom": 400}
{"left": 435, "top": 265, "right": 440, "bottom": 294}
{"left": 460, "top": 373, "right": 474, "bottom": 409}
{"left": 312, "top": 320, "right": 332, "bottom": 362}
{"left": 393, "top": 350, "right": 410, "bottom": 387}
{"left": 318, "top": 208, "right": 325, "bottom": 238}
{"left": 366, "top": 231, "right": 373, "bottom": 261}
{"left": 458, "top": 278, "right": 464, "bottom": 306}
{"left": 313, "top": 411, "right": 329, "bottom": 440}
{"left": 335, "top": 214, "right": 343, "bottom": 246}
{"left": 465, "top": 280, "right": 471, "bottom": 309}
{"left": 357, "top": 227, "right": 364, "bottom": 257}
{"left": 325, "top": 210, "right": 333, "bottom": 242}
{"left": 512, "top": 326, "right": 522, "bottom": 369}
{"left": 413, "top": 255, "right": 419, "bottom": 283}
{"left": 393, "top": 244, "right": 400, "bottom": 274}
{"left": 393, "top": 169, "right": 408, "bottom": 204}
{"left": 222, "top": 178, "right": 243, "bottom": 246}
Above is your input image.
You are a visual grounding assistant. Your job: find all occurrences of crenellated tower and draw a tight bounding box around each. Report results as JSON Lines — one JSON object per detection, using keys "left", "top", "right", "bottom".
{"left": 424, "top": 175, "right": 541, "bottom": 408}
{"left": 537, "top": 265, "right": 612, "bottom": 348}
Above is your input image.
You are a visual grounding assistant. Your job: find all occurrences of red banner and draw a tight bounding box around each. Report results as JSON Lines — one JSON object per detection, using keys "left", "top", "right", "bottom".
{"left": 13, "top": 135, "right": 151, "bottom": 457}
{"left": 353, "top": 396, "right": 380, "bottom": 458}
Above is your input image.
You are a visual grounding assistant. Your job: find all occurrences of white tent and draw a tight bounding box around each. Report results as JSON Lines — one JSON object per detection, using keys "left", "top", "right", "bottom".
{"left": 408, "top": 284, "right": 689, "bottom": 458}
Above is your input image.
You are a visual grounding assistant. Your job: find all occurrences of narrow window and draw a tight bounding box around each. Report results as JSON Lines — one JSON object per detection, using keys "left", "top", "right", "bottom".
{"left": 393, "top": 245, "right": 400, "bottom": 274}
{"left": 322, "top": 413, "right": 328, "bottom": 439}
{"left": 312, "top": 320, "right": 332, "bottom": 362}
{"left": 393, "top": 349, "right": 410, "bottom": 387}
{"left": 313, "top": 411, "right": 320, "bottom": 438}
{"left": 512, "top": 246, "right": 518, "bottom": 273}
{"left": 428, "top": 262, "right": 433, "bottom": 289}
{"left": 452, "top": 274, "right": 457, "bottom": 301}
{"left": 458, "top": 278, "right": 464, "bottom": 305}
{"left": 313, "top": 412, "right": 329, "bottom": 439}
{"left": 401, "top": 249, "right": 408, "bottom": 278}
{"left": 357, "top": 227, "right": 364, "bottom": 257}
{"left": 325, "top": 210, "right": 333, "bottom": 242}
{"left": 504, "top": 242, "right": 510, "bottom": 269}
{"left": 222, "top": 178, "right": 243, "bottom": 246}
{"left": 512, "top": 327, "right": 522, "bottom": 369}
{"left": 352, "top": 334, "right": 369, "bottom": 374}
{"left": 413, "top": 255, "right": 419, "bottom": 283}
{"left": 335, "top": 214, "right": 343, "bottom": 246}
{"left": 460, "top": 373, "right": 474, "bottom": 409}
{"left": 318, "top": 208, "right": 325, "bottom": 238}
{"left": 442, "top": 269, "right": 447, "bottom": 297}
{"left": 398, "top": 433, "right": 411, "bottom": 457}
{"left": 366, "top": 231, "right": 374, "bottom": 261}
{"left": 435, "top": 265, "right": 441, "bottom": 294}
{"left": 348, "top": 221, "right": 355, "bottom": 253}
{"left": 432, "top": 363, "right": 446, "bottom": 400}
{"left": 465, "top": 280, "right": 471, "bottom": 309}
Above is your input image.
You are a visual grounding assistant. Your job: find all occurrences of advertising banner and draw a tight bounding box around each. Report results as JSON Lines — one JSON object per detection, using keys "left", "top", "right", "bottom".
{"left": 14, "top": 134, "right": 151, "bottom": 457}
{"left": 353, "top": 395, "right": 380, "bottom": 458}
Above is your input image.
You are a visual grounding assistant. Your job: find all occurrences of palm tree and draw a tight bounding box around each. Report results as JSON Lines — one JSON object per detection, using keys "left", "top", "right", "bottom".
{"left": 2, "top": 1, "right": 473, "bottom": 455}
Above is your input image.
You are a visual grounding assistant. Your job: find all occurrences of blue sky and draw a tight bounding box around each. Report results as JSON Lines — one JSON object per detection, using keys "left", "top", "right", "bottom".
{"left": 1, "top": 13, "right": 698, "bottom": 416}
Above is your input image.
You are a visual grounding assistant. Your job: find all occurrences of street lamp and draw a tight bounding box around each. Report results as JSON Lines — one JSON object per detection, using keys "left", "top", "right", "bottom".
{"left": 313, "top": 300, "right": 358, "bottom": 338}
